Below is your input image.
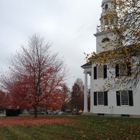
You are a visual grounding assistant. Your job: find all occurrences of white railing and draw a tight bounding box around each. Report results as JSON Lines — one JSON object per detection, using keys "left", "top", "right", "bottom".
{"left": 96, "top": 25, "right": 115, "bottom": 33}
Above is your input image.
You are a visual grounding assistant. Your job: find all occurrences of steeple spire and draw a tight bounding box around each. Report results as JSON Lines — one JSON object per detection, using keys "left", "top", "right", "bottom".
{"left": 97, "top": 0, "right": 117, "bottom": 33}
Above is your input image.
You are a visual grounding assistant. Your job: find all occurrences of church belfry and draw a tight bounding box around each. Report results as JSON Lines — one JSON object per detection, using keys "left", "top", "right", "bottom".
{"left": 100, "top": 0, "right": 117, "bottom": 31}
{"left": 95, "top": 0, "right": 117, "bottom": 53}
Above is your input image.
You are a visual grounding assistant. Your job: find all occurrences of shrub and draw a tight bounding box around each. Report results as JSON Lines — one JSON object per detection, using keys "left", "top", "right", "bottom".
{"left": 6, "top": 109, "right": 21, "bottom": 116}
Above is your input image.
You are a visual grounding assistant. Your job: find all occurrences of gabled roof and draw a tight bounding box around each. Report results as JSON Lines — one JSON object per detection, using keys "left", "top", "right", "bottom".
{"left": 81, "top": 63, "right": 91, "bottom": 69}
{"left": 86, "top": 43, "right": 140, "bottom": 63}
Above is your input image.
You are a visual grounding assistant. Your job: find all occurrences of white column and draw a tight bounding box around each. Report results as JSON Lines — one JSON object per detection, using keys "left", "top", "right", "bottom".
{"left": 83, "top": 72, "right": 88, "bottom": 113}
{"left": 90, "top": 73, "right": 93, "bottom": 113}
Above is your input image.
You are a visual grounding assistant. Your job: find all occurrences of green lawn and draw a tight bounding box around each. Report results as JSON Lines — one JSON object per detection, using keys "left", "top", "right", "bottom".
{"left": 0, "top": 115, "right": 140, "bottom": 140}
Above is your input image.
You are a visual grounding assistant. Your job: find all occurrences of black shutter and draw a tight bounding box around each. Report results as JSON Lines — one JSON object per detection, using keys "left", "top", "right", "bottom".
{"left": 115, "top": 64, "right": 119, "bottom": 77}
{"left": 94, "top": 67, "right": 97, "bottom": 79}
{"left": 104, "top": 65, "right": 107, "bottom": 78}
{"left": 94, "top": 92, "right": 97, "bottom": 106}
{"left": 116, "top": 91, "right": 121, "bottom": 106}
{"left": 127, "top": 62, "right": 131, "bottom": 76}
{"left": 104, "top": 92, "right": 108, "bottom": 106}
{"left": 129, "top": 90, "right": 133, "bottom": 106}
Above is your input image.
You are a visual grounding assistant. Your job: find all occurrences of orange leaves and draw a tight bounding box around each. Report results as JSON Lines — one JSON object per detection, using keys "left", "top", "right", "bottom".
{"left": 135, "top": 32, "right": 140, "bottom": 37}
{"left": 85, "top": 51, "right": 97, "bottom": 63}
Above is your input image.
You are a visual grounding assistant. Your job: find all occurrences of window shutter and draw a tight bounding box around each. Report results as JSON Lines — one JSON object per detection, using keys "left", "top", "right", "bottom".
{"left": 127, "top": 62, "right": 131, "bottom": 76}
{"left": 104, "top": 92, "right": 108, "bottom": 106}
{"left": 94, "top": 92, "right": 97, "bottom": 106}
{"left": 104, "top": 65, "right": 107, "bottom": 78}
{"left": 129, "top": 90, "right": 133, "bottom": 106}
{"left": 115, "top": 64, "right": 119, "bottom": 77}
{"left": 116, "top": 91, "right": 121, "bottom": 106}
{"left": 94, "top": 67, "right": 97, "bottom": 79}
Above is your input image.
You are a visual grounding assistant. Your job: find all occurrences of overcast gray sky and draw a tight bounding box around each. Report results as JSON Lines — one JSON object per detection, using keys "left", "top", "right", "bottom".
{"left": 0, "top": 0, "right": 102, "bottom": 88}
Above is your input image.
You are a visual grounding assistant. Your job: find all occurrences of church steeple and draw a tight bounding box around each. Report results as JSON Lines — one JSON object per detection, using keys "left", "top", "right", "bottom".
{"left": 97, "top": 0, "right": 117, "bottom": 33}
{"left": 95, "top": 0, "right": 118, "bottom": 53}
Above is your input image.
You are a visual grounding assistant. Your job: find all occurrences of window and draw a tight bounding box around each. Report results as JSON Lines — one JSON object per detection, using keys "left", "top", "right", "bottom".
{"left": 105, "top": 4, "right": 108, "bottom": 9}
{"left": 121, "top": 91, "right": 129, "bottom": 105}
{"left": 116, "top": 90, "right": 133, "bottom": 106}
{"left": 98, "top": 66, "right": 103, "bottom": 78}
{"left": 94, "top": 92, "right": 108, "bottom": 106}
{"left": 94, "top": 65, "right": 107, "bottom": 79}
{"left": 98, "top": 92, "right": 104, "bottom": 105}
{"left": 119, "top": 64, "right": 127, "bottom": 76}
{"left": 102, "top": 38, "right": 110, "bottom": 43}
{"left": 115, "top": 62, "right": 131, "bottom": 77}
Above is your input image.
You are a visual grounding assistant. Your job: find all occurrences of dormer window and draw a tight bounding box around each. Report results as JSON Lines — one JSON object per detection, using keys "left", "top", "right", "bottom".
{"left": 102, "top": 38, "right": 110, "bottom": 43}
{"left": 105, "top": 4, "right": 108, "bottom": 9}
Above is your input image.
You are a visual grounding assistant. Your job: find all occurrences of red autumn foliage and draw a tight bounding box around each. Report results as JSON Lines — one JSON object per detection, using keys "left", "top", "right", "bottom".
{"left": 0, "top": 90, "right": 5, "bottom": 109}
{"left": 0, "top": 117, "right": 74, "bottom": 126}
{"left": 5, "top": 79, "right": 65, "bottom": 110}
{"left": 1, "top": 35, "right": 67, "bottom": 118}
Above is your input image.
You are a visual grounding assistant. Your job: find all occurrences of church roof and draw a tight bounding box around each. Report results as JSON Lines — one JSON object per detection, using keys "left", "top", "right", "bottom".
{"left": 81, "top": 62, "right": 91, "bottom": 69}
{"left": 82, "top": 43, "right": 140, "bottom": 66}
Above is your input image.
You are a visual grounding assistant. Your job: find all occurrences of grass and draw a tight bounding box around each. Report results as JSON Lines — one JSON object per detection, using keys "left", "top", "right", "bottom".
{"left": 0, "top": 115, "right": 140, "bottom": 140}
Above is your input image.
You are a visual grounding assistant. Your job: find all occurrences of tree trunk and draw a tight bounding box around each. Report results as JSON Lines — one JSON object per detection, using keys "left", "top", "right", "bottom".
{"left": 34, "top": 107, "right": 37, "bottom": 118}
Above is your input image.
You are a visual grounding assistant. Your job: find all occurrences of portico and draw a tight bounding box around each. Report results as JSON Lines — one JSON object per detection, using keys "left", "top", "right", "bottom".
{"left": 81, "top": 63, "right": 92, "bottom": 114}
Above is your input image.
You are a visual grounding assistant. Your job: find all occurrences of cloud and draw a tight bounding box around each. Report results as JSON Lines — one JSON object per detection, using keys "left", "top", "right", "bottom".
{"left": 0, "top": 0, "right": 102, "bottom": 87}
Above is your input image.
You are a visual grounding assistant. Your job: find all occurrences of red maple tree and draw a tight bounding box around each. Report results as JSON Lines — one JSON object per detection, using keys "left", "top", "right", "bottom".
{"left": 1, "top": 35, "right": 67, "bottom": 118}
{"left": 0, "top": 90, "right": 5, "bottom": 109}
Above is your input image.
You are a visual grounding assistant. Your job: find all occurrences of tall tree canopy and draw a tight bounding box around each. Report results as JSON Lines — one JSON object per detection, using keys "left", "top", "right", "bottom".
{"left": 0, "top": 90, "right": 5, "bottom": 109}
{"left": 1, "top": 35, "right": 67, "bottom": 118}
{"left": 60, "top": 83, "right": 70, "bottom": 111}
{"left": 86, "top": 0, "right": 140, "bottom": 91}
{"left": 70, "top": 78, "right": 84, "bottom": 111}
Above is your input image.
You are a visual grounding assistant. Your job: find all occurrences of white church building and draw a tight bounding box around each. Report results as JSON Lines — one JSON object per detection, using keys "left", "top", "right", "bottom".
{"left": 81, "top": 0, "right": 140, "bottom": 117}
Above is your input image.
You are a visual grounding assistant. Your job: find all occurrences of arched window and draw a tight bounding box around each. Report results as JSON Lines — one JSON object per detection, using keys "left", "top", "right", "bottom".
{"left": 102, "top": 38, "right": 110, "bottom": 43}
{"left": 105, "top": 4, "right": 108, "bottom": 9}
